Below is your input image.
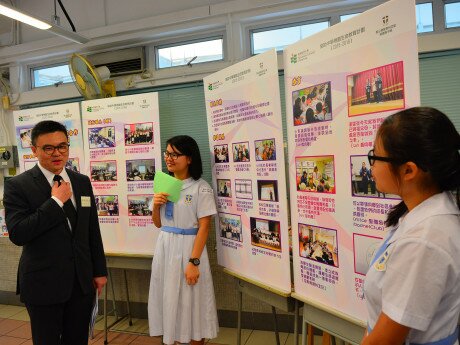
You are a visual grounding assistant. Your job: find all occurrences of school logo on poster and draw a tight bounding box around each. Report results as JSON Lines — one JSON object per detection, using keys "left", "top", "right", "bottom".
{"left": 290, "top": 54, "right": 298, "bottom": 64}
{"left": 185, "top": 195, "right": 193, "bottom": 204}
{"left": 382, "top": 15, "right": 389, "bottom": 25}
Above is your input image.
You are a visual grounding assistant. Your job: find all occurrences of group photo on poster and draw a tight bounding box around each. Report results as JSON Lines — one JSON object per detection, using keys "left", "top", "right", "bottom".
{"left": 88, "top": 126, "right": 116, "bottom": 148}
{"left": 219, "top": 213, "right": 242, "bottom": 242}
{"left": 19, "top": 128, "right": 33, "bottom": 148}
{"left": 127, "top": 195, "right": 153, "bottom": 216}
{"left": 254, "top": 138, "right": 276, "bottom": 161}
{"left": 350, "top": 155, "right": 399, "bottom": 199}
{"left": 250, "top": 217, "right": 281, "bottom": 252}
{"left": 347, "top": 61, "right": 405, "bottom": 116}
{"left": 214, "top": 144, "right": 229, "bottom": 163}
{"left": 124, "top": 122, "right": 154, "bottom": 145}
{"left": 296, "top": 155, "right": 335, "bottom": 193}
{"left": 126, "top": 159, "right": 155, "bottom": 181}
{"left": 298, "top": 223, "right": 338, "bottom": 267}
{"left": 292, "top": 81, "right": 332, "bottom": 125}
{"left": 96, "top": 195, "right": 119, "bottom": 217}
{"left": 90, "top": 161, "right": 118, "bottom": 182}
{"left": 232, "top": 142, "right": 250, "bottom": 162}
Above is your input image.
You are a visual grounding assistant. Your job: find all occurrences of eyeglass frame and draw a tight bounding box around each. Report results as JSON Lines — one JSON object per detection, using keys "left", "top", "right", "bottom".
{"left": 367, "top": 149, "right": 398, "bottom": 166}
{"left": 163, "top": 151, "right": 185, "bottom": 160}
{"left": 36, "top": 143, "right": 70, "bottom": 155}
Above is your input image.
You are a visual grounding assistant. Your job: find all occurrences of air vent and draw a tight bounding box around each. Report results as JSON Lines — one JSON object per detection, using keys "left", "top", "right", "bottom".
{"left": 90, "top": 47, "right": 145, "bottom": 77}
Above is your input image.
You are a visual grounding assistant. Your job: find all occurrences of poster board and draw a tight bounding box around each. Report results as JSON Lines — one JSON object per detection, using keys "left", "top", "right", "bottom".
{"left": 13, "top": 103, "right": 84, "bottom": 173}
{"left": 81, "top": 93, "right": 161, "bottom": 255}
{"left": 204, "top": 50, "right": 291, "bottom": 293}
{"left": 284, "top": 0, "right": 420, "bottom": 321}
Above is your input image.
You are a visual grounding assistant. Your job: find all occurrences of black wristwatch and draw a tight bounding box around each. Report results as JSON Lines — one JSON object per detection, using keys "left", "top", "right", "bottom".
{"left": 189, "top": 258, "right": 200, "bottom": 266}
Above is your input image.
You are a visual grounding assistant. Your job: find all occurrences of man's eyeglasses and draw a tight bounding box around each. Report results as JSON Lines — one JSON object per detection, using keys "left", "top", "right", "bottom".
{"left": 163, "top": 151, "right": 184, "bottom": 160}
{"left": 367, "top": 149, "right": 397, "bottom": 166}
{"left": 37, "top": 144, "right": 70, "bottom": 155}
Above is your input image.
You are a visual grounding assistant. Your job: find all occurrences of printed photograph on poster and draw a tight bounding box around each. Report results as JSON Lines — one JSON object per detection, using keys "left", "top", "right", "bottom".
{"left": 250, "top": 217, "right": 281, "bottom": 252}
{"left": 353, "top": 233, "right": 383, "bottom": 275}
{"left": 296, "top": 155, "right": 335, "bottom": 193}
{"left": 347, "top": 61, "right": 405, "bottom": 117}
{"left": 90, "top": 161, "right": 118, "bottom": 182}
{"left": 298, "top": 223, "right": 338, "bottom": 267}
{"left": 217, "top": 179, "right": 232, "bottom": 198}
{"left": 126, "top": 159, "right": 155, "bottom": 181}
{"left": 127, "top": 194, "right": 153, "bottom": 216}
{"left": 219, "top": 212, "right": 242, "bottom": 242}
{"left": 124, "top": 122, "right": 154, "bottom": 145}
{"left": 66, "top": 158, "right": 80, "bottom": 172}
{"left": 95, "top": 195, "right": 119, "bottom": 216}
{"left": 292, "top": 81, "right": 332, "bottom": 126}
{"left": 88, "top": 126, "right": 116, "bottom": 149}
{"left": 24, "top": 160, "right": 37, "bottom": 170}
{"left": 214, "top": 144, "right": 229, "bottom": 163}
{"left": 257, "top": 180, "right": 278, "bottom": 202}
{"left": 19, "top": 128, "right": 33, "bottom": 148}
{"left": 254, "top": 138, "right": 276, "bottom": 161}
{"left": 350, "top": 155, "right": 399, "bottom": 199}
{"left": 235, "top": 179, "right": 252, "bottom": 199}
{"left": 232, "top": 142, "right": 250, "bottom": 162}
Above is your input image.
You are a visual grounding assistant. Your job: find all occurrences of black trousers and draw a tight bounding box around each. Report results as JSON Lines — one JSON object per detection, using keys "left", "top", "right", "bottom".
{"left": 25, "top": 274, "right": 94, "bottom": 345}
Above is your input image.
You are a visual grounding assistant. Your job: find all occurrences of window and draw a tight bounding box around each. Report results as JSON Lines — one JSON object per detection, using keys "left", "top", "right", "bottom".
{"left": 340, "top": 13, "right": 361, "bottom": 22}
{"left": 31, "top": 64, "right": 73, "bottom": 88}
{"left": 445, "top": 2, "right": 460, "bottom": 28}
{"left": 251, "top": 21, "right": 329, "bottom": 55}
{"left": 416, "top": 3, "right": 434, "bottom": 33}
{"left": 156, "top": 37, "right": 224, "bottom": 69}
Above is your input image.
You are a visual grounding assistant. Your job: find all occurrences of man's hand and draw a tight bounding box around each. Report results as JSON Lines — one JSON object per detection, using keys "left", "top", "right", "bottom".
{"left": 52, "top": 181, "right": 72, "bottom": 203}
{"left": 93, "top": 276, "right": 108, "bottom": 296}
{"left": 185, "top": 263, "right": 200, "bottom": 286}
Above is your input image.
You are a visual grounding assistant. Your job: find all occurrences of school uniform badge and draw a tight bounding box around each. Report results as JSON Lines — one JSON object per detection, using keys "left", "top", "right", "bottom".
{"left": 185, "top": 194, "right": 193, "bottom": 204}
{"left": 374, "top": 250, "right": 390, "bottom": 271}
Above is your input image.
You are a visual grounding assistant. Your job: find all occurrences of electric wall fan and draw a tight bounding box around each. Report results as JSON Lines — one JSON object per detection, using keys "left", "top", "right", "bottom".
{"left": 69, "top": 53, "right": 116, "bottom": 99}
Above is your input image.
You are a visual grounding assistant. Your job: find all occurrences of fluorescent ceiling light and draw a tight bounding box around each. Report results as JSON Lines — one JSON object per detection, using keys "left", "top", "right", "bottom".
{"left": 0, "top": 2, "right": 89, "bottom": 44}
{"left": 0, "top": 4, "right": 51, "bottom": 29}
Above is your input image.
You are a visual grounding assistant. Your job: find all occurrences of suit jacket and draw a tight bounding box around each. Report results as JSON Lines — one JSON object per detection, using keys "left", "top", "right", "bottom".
{"left": 4, "top": 165, "right": 107, "bottom": 305}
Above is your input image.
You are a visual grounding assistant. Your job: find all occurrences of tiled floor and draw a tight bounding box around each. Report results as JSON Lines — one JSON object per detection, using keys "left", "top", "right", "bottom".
{"left": 0, "top": 304, "right": 319, "bottom": 345}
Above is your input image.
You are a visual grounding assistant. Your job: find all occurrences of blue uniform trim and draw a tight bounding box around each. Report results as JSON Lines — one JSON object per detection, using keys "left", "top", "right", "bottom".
{"left": 161, "top": 226, "right": 198, "bottom": 235}
{"left": 367, "top": 325, "right": 459, "bottom": 345}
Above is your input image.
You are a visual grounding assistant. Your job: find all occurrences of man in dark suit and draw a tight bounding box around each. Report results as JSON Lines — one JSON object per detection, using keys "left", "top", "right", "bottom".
{"left": 4, "top": 120, "right": 107, "bottom": 345}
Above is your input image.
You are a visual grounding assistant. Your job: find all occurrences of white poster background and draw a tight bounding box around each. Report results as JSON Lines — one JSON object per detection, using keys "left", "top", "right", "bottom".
{"left": 285, "top": 0, "right": 420, "bottom": 321}
{"left": 204, "top": 50, "right": 291, "bottom": 293}
{"left": 82, "top": 93, "right": 161, "bottom": 255}
{"left": 13, "top": 103, "right": 84, "bottom": 173}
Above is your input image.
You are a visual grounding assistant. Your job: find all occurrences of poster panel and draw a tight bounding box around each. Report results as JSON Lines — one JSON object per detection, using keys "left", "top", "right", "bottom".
{"left": 82, "top": 93, "right": 161, "bottom": 255}
{"left": 204, "top": 50, "right": 291, "bottom": 292}
{"left": 284, "top": 0, "right": 420, "bottom": 321}
{"left": 14, "top": 103, "right": 84, "bottom": 174}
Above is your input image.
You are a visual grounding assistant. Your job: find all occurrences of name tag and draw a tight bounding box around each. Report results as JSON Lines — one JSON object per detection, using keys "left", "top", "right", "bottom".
{"left": 81, "top": 196, "right": 91, "bottom": 207}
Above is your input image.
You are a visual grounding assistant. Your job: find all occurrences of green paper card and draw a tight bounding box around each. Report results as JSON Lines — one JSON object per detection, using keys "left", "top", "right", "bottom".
{"left": 153, "top": 171, "right": 183, "bottom": 202}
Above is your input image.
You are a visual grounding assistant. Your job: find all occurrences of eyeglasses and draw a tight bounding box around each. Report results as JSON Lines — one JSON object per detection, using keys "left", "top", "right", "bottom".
{"left": 37, "top": 143, "right": 70, "bottom": 155}
{"left": 163, "top": 151, "right": 184, "bottom": 160}
{"left": 367, "top": 149, "right": 396, "bottom": 166}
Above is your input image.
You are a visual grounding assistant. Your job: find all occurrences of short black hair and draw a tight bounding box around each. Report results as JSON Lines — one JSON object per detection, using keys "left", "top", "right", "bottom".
{"left": 31, "top": 121, "right": 68, "bottom": 146}
{"left": 166, "top": 135, "right": 203, "bottom": 180}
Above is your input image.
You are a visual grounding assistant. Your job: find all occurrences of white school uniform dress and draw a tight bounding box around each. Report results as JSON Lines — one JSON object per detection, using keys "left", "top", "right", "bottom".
{"left": 364, "top": 192, "right": 460, "bottom": 345}
{"left": 148, "top": 177, "right": 218, "bottom": 345}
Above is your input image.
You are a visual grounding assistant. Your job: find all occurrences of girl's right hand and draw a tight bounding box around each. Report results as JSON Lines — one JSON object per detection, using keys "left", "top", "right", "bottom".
{"left": 153, "top": 192, "right": 169, "bottom": 207}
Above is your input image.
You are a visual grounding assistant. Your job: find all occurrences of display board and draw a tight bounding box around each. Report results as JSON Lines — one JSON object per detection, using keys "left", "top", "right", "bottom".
{"left": 204, "top": 50, "right": 291, "bottom": 293}
{"left": 13, "top": 103, "right": 84, "bottom": 173}
{"left": 81, "top": 93, "right": 161, "bottom": 255}
{"left": 284, "top": 0, "right": 420, "bottom": 321}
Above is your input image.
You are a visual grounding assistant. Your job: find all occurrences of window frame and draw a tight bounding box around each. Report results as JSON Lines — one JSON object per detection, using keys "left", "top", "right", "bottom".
{"left": 444, "top": 0, "right": 460, "bottom": 29}
{"left": 30, "top": 61, "right": 73, "bottom": 90}
{"left": 154, "top": 35, "right": 225, "bottom": 70}
{"left": 415, "top": 1, "right": 435, "bottom": 34}
{"left": 249, "top": 18, "right": 330, "bottom": 56}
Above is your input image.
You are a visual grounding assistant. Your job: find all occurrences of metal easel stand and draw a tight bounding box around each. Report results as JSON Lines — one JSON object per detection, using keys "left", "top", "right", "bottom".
{"left": 228, "top": 269, "right": 302, "bottom": 345}
{"left": 103, "top": 268, "right": 133, "bottom": 344}
{"left": 291, "top": 293, "right": 365, "bottom": 345}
